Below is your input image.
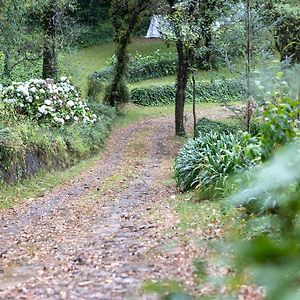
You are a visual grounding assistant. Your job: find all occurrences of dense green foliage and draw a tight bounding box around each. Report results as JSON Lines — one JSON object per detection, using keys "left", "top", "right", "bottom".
{"left": 273, "top": 3, "right": 300, "bottom": 64}
{"left": 131, "top": 79, "right": 246, "bottom": 106}
{"left": 175, "top": 132, "right": 252, "bottom": 195}
{"left": 172, "top": 65, "right": 300, "bottom": 297}
{"left": 229, "top": 140, "right": 300, "bottom": 299}
{"left": 75, "top": 22, "right": 114, "bottom": 48}
{"left": 0, "top": 0, "right": 42, "bottom": 81}
{"left": 243, "top": 95, "right": 300, "bottom": 165}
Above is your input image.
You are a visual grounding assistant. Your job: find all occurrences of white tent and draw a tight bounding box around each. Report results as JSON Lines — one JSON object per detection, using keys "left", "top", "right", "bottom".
{"left": 146, "top": 15, "right": 162, "bottom": 38}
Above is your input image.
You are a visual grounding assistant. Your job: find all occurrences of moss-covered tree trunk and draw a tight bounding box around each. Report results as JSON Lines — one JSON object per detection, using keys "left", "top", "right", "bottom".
{"left": 105, "top": 0, "right": 149, "bottom": 107}
{"left": 104, "top": 16, "right": 135, "bottom": 107}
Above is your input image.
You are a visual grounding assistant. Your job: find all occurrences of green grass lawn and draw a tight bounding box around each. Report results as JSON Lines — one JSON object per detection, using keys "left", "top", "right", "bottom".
{"left": 60, "top": 38, "right": 176, "bottom": 96}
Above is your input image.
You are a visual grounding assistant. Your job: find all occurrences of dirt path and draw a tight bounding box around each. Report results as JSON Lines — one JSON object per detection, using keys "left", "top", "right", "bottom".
{"left": 0, "top": 107, "right": 231, "bottom": 300}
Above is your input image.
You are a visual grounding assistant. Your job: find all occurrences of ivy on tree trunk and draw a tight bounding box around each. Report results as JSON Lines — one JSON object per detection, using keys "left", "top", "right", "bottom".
{"left": 104, "top": 0, "right": 150, "bottom": 108}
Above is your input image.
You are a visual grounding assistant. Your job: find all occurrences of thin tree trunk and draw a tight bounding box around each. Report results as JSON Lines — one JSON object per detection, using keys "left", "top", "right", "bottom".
{"left": 175, "top": 41, "right": 189, "bottom": 136}
{"left": 42, "top": 5, "right": 57, "bottom": 80}
{"left": 192, "top": 73, "right": 197, "bottom": 138}
{"left": 246, "top": 0, "right": 251, "bottom": 99}
{"left": 245, "top": 0, "right": 252, "bottom": 133}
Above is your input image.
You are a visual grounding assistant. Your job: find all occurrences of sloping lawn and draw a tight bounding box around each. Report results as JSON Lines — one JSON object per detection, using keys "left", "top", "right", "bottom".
{"left": 61, "top": 38, "right": 176, "bottom": 95}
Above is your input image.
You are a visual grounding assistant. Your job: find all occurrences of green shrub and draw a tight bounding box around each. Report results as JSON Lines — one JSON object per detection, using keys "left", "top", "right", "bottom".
{"left": 132, "top": 84, "right": 176, "bottom": 106}
{"left": 245, "top": 96, "right": 300, "bottom": 162}
{"left": 258, "top": 96, "right": 300, "bottom": 159}
{"left": 175, "top": 132, "right": 252, "bottom": 195}
{"left": 132, "top": 79, "right": 246, "bottom": 106}
{"left": 127, "top": 56, "right": 177, "bottom": 82}
{"left": 229, "top": 142, "right": 300, "bottom": 300}
{"left": 196, "top": 117, "right": 240, "bottom": 136}
{"left": 273, "top": 4, "right": 300, "bottom": 64}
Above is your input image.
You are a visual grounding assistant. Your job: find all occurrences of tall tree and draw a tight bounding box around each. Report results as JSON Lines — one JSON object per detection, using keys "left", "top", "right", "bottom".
{"left": 104, "top": 0, "right": 151, "bottom": 107}
{"left": 29, "top": 0, "right": 76, "bottom": 80}
{"left": 165, "top": 0, "right": 225, "bottom": 136}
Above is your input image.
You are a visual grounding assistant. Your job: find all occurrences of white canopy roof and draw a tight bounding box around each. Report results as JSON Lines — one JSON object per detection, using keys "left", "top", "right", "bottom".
{"left": 146, "top": 15, "right": 162, "bottom": 38}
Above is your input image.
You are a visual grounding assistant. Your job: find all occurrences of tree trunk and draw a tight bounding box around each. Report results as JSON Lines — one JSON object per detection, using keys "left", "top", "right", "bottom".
{"left": 107, "top": 41, "right": 129, "bottom": 107}
{"left": 42, "top": 6, "right": 57, "bottom": 80}
{"left": 105, "top": 6, "right": 142, "bottom": 107}
{"left": 3, "top": 51, "right": 11, "bottom": 79}
{"left": 175, "top": 41, "right": 189, "bottom": 136}
{"left": 192, "top": 73, "right": 197, "bottom": 138}
{"left": 204, "top": 29, "right": 213, "bottom": 69}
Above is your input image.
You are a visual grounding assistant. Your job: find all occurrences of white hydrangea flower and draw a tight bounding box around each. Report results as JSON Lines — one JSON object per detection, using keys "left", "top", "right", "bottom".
{"left": 3, "top": 98, "right": 16, "bottom": 104}
{"left": 67, "top": 100, "right": 75, "bottom": 107}
{"left": 54, "top": 117, "right": 65, "bottom": 125}
{"left": 30, "top": 87, "right": 37, "bottom": 93}
{"left": 38, "top": 105, "right": 48, "bottom": 114}
{"left": 44, "top": 99, "right": 52, "bottom": 106}
{"left": 38, "top": 79, "right": 46, "bottom": 85}
{"left": 60, "top": 76, "right": 67, "bottom": 82}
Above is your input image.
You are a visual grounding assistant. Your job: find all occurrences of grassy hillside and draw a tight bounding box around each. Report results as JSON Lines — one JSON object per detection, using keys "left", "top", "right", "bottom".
{"left": 61, "top": 38, "right": 176, "bottom": 96}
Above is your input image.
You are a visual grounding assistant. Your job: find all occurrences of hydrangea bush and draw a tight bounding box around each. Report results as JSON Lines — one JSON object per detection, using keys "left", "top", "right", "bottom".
{"left": 0, "top": 77, "right": 97, "bottom": 126}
